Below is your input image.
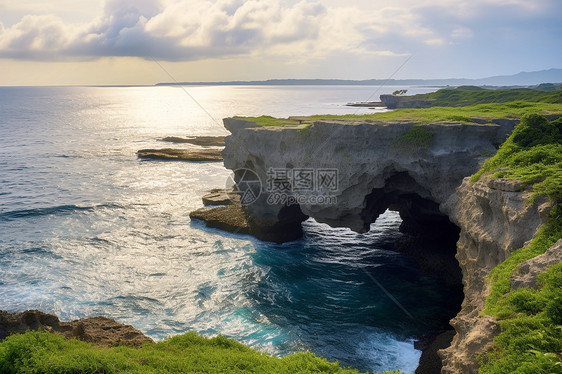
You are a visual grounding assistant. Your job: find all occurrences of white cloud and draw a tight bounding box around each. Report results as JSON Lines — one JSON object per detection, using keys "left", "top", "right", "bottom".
{"left": 0, "top": 0, "right": 558, "bottom": 63}
{"left": 0, "top": 0, "right": 433, "bottom": 61}
{"left": 0, "top": 0, "right": 332, "bottom": 61}
{"left": 0, "top": 15, "right": 77, "bottom": 59}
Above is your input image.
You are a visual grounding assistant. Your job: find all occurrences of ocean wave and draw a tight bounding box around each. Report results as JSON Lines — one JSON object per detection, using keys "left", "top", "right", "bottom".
{"left": 0, "top": 203, "right": 123, "bottom": 221}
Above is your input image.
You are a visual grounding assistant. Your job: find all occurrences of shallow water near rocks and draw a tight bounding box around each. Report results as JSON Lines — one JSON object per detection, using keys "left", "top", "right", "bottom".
{"left": 0, "top": 86, "right": 459, "bottom": 373}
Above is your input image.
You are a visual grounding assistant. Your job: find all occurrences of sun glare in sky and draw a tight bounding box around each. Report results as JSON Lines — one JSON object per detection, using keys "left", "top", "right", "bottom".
{"left": 0, "top": 0, "right": 560, "bottom": 85}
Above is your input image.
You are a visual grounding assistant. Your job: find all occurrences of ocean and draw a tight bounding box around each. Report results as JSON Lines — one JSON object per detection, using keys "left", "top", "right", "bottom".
{"left": 0, "top": 85, "right": 459, "bottom": 373}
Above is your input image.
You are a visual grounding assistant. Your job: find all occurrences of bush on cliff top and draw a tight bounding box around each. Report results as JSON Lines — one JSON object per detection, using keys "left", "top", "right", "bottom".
{"left": 472, "top": 114, "right": 562, "bottom": 373}
{"left": 0, "top": 330, "right": 373, "bottom": 374}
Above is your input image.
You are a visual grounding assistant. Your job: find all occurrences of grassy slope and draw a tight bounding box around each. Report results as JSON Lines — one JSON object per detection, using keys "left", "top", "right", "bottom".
{"left": 0, "top": 330, "right": 383, "bottom": 374}
{"left": 404, "top": 86, "right": 562, "bottom": 107}
{"left": 470, "top": 114, "right": 562, "bottom": 373}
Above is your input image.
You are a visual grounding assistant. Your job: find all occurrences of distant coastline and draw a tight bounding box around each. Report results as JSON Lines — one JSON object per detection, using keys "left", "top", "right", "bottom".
{"left": 156, "top": 68, "right": 562, "bottom": 87}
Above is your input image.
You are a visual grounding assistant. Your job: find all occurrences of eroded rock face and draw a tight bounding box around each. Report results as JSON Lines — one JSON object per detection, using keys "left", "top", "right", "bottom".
{"left": 439, "top": 178, "right": 551, "bottom": 374}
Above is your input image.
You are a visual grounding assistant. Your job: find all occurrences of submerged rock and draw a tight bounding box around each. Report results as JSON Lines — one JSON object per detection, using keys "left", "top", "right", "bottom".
{"left": 137, "top": 148, "right": 223, "bottom": 161}
{"left": 0, "top": 310, "right": 152, "bottom": 347}
{"left": 345, "top": 101, "right": 385, "bottom": 108}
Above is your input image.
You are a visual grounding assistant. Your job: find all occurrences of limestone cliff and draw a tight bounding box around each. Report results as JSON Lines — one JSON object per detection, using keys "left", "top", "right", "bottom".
{"left": 223, "top": 117, "right": 517, "bottom": 241}
{"left": 220, "top": 116, "right": 554, "bottom": 373}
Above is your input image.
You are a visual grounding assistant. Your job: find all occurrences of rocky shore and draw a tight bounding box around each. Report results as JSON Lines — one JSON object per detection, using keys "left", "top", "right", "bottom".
{"left": 0, "top": 310, "right": 152, "bottom": 347}
{"left": 189, "top": 189, "right": 304, "bottom": 242}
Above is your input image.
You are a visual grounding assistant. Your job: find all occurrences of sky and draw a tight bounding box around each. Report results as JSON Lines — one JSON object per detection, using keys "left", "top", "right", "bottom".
{"left": 0, "top": 0, "right": 560, "bottom": 85}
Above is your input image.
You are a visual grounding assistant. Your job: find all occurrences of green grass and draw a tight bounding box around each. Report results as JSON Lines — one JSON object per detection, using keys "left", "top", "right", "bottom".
{"left": 403, "top": 86, "right": 562, "bottom": 107}
{"left": 235, "top": 87, "right": 562, "bottom": 127}
{"left": 233, "top": 115, "right": 306, "bottom": 127}
{"left": 0, "top": 330, "right": 376, "bottom": 373}
{"left": 470, "top": 114, "right": 562, "bottom": 373}
{"left": 237, "top": 101, "right": 561, "bottom": 126}
{"left": 479, "top": 263, "right": 562, "bottom": 373}
{"left": 471, "top": 114, "right": 562, "bottom": 202}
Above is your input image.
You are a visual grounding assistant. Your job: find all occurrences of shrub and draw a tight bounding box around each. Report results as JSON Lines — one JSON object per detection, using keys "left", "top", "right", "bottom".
{"left": 509, "top": 289, "right": 546, "bottom": 315}
{"left": 544, "top": 295, "right": 562, "bottom": 325}
{"left": 471, "top": 114, "right": 562, "bottom": 203}
{"left": 395, "top": 125, "right": 434, "bottom": 151}
{"left": 511, "top": 114, "right": 561, "bottom": 147}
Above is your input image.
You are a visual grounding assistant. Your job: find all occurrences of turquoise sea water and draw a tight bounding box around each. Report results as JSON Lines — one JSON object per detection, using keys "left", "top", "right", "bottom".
{"left": 0, "top": 85, "right": 459, "bottom": 373}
